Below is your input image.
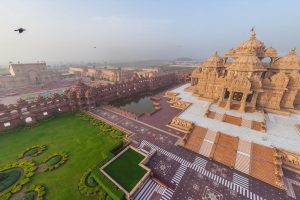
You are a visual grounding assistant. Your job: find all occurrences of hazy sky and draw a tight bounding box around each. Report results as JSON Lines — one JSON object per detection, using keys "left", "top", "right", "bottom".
{"left": 0, "top": 0, "right": 299, "bottom": 65}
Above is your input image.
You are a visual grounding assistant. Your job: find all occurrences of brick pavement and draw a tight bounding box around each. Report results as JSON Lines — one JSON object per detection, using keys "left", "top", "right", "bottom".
{"left": 89, "top": 107, "right": 296, "bottom": 200}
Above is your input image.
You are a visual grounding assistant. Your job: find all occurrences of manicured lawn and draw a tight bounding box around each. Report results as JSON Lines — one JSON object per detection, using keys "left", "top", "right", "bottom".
{"left": 104, "top": 148, "right": 147, "bottom": 192}
{"left": 0, "top": 112, "right": 122, "bottom": 200}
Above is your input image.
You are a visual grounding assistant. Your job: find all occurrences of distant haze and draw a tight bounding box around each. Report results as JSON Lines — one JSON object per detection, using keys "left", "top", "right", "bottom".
{"left": 0, "top": 0, "right": 299, "bottom": 66}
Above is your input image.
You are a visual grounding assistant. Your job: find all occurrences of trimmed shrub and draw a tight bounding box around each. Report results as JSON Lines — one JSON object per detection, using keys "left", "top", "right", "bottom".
{"left": 26, "top": 184, "right": 46, "bottom": 200}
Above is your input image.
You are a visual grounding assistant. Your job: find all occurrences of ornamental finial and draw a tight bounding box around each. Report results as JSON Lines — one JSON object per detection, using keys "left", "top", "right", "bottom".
{"left": 250, "top": 26, "right": 256, "bottom": 38}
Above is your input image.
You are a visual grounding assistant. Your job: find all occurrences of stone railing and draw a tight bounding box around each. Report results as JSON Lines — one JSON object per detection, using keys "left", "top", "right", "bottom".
{"left": 103, "top": 105, "right": 137, "bottom": 120}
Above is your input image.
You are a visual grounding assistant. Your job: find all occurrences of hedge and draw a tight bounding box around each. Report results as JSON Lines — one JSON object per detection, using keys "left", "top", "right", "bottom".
{"left": 109, "top": 140, "right": 124, "bottom": 155}
{"left": 78, "top": 169, "right": 100, "bottom": 196}
{"left": 92, "top": 169, "right": 124, "bottom": 200}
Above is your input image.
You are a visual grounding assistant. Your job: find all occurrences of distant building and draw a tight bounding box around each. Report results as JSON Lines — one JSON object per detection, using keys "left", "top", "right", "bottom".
{"left": 69, "top": 67, "right": 162, "bottom": 82}
{"left": 0, "top": 62, "right": 60, "bottom": 88}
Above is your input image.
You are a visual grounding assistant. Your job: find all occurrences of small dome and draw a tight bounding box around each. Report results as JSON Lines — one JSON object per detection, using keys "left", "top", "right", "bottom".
{"left": 225, "top": 48, "right": 235, "bottom": 56}
{"left": 272, "top": 48, "right": 300, "bottom": 70}
{"left": 201, "top": 51, "right": 224, "bottom": 68}
{"left": 265, "top": 46, "right": 277, "bottom": 57}
{"left": 228, "top": 53, "right": 266, "bottom": 72}
{"left": 236, "top": 31, "right": 266, "bottom": 56}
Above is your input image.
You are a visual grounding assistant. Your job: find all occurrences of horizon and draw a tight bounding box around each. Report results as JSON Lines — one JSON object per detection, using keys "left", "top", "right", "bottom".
{"left": 0, "top": 0, "right": 299, "bottom": 65}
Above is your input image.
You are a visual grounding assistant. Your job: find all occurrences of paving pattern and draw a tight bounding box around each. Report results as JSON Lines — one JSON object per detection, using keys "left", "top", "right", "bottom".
{"left": 89, "top": 106, "right": 297, "bottom": 200}
{"left": 134, "top": 179, "right": 165, "bottom": 200}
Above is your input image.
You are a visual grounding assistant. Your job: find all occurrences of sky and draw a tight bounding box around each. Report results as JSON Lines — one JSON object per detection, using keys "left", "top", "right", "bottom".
{"left": 0, "top": 0, "right": 299, "bottom": 66}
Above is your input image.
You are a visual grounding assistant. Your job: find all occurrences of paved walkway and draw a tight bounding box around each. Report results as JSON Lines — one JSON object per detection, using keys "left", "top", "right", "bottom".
{"left": 89, "top": 106, "right": 295, "bottom": 200}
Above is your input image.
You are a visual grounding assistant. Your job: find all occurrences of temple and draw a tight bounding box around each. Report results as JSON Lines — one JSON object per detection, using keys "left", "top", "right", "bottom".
{"left": 164, "top": 31, "right": 300, "bottom": 190}
{"left": 187, "top": 30, "right": 300, "bottom": 114}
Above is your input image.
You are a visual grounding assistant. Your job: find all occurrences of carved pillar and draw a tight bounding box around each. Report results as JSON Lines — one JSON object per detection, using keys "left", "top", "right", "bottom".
{"left": 225, "top": 91, "right": 233, "bottom": 110}
{"left": 238, "top": 93, "right": 248, "bottom": 113}
{"left": 250, "top": 92, "right": 258, "bottom": 108}
{"left": 217, "top": 88, "right": 225, "bottom": 106}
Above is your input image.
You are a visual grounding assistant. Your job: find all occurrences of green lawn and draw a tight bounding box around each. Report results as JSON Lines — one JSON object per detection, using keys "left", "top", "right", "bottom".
{"left": 104, "top": 148, "right": 147, "bottom": 192}
{"left": 0, "top": 112, "right": 122, "bottom": 200}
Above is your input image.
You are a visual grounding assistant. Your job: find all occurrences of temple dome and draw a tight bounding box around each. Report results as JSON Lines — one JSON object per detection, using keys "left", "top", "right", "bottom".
{"left": 228, "top": 53, "right": 266, "bottom": 72}
{"left": 225, "top": 48, "right": 235, "bottom": 56}
{"left": 272, "top": 48, "right": 300, "bottom": 70}
{"left": 201, "top": 52, "right": 224, "bottom": 68}
{"left": 265, "top": 46, "right": 277, "bottom": 57}
{"left": 236, "top": 31, "right": 266, "bottom": 56}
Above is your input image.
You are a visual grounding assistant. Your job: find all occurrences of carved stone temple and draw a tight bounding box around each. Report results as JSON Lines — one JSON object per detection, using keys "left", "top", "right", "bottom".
{"left": 187, "top": 31, "right": 300, "bottom": 114}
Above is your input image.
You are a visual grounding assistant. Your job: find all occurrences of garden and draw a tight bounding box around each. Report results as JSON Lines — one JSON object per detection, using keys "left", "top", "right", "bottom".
{"left": 103, "top": 148, "right": 147, "bottom": 192}
{"left": 0, "top": 112, "right": 126, "bottom": 200}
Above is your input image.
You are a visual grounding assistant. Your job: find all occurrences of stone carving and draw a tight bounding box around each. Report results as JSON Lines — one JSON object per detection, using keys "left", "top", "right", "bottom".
{"left": 279, "top": 149, "right": 300, "bottom": 173}
{"left": 167, "top": 117, "right": 194, "bottom": 133}
{"left": 171, "top": 100, "right": 191, "bottom": 110}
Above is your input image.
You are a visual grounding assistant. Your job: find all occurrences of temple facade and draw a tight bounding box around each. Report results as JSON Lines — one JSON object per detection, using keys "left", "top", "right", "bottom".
{"left": 188, "top": 31, "right": 300, "bottom": 113}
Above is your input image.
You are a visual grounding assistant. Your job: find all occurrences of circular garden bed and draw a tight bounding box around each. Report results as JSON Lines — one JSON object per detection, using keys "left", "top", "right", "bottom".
{"left": 18, "top": 145, "right": 47, "bottom": 159}
{"left": 0, "top": 161, "right": 37, "bottom": 199}
{"left": 0, "top": 168, "right": 22, "bottom": 193}
{"left": 22, "top": 184, "right": 46, "bottom": 200}
{"left": 78, "top": 169, "right": 101, "bottom": 197}
{"left": 42, "top": 153, "right": 68, "bottom": 172}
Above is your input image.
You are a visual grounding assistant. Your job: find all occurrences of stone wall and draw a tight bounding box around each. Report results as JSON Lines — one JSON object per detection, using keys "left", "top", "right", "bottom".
{"left": 0, "top": 72, "right": 189, "bottom": 132}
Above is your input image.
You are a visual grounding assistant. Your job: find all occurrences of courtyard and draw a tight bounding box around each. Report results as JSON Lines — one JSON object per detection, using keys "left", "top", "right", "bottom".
{"left": 0, "top": 112, "right": 123, "bottom": 200}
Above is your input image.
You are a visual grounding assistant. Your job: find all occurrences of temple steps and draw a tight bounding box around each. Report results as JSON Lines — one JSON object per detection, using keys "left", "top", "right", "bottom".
{"left": 234, "top": 139, "right": 251, "bottom": 174}
{"left": 241, "top": 118, "right": 252, "bottom": 128}
{"left": 182, "top": 125, "right": 284, "bottom": 189}
{"left": 212, "top": 133, "right": 238, "bottom": 168}
{"left": 199, "top": 130, "right": 217, "bottom": 158}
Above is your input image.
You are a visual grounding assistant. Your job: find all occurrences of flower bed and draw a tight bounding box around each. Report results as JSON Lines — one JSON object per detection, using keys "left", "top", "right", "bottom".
{"left": 25, "top": 184, "right": 46, "bottom": 200}
{"left": 18, "top": 145, "right": 47, "bottom": 159}
{"left": 0, "top": 161, "right": 37, "bottom": 200}
{"left": 78, "top": 169, "right": 101, "bottom": 197}
{"left": 42, "top": 153, "right": 68, "bottom": 172}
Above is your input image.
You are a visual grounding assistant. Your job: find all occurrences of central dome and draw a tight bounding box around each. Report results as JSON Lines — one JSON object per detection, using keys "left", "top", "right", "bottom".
{"left": 236, "top": 31, "right": 266, "bottom": 56}
{"left": 228, "top": 53, "right": 266, "bottom": 72}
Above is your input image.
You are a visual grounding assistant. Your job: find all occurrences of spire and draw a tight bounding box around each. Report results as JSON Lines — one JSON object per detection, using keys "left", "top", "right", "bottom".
{"left": 214, "top": 51, "right": 218, "bottom": 56}
{"left": 250, "top": 26, "right": 256, "bottom": 39}
{"left": 291, "top": 47, "right": 297, "bottom": 54}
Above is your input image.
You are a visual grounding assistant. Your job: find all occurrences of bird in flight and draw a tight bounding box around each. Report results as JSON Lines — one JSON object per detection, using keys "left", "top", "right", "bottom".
{"left": 93, "top": 46, "right": 96, "bottom": 48}
{"left": 14, "top": 28, "right": 26, "bottom": 34}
